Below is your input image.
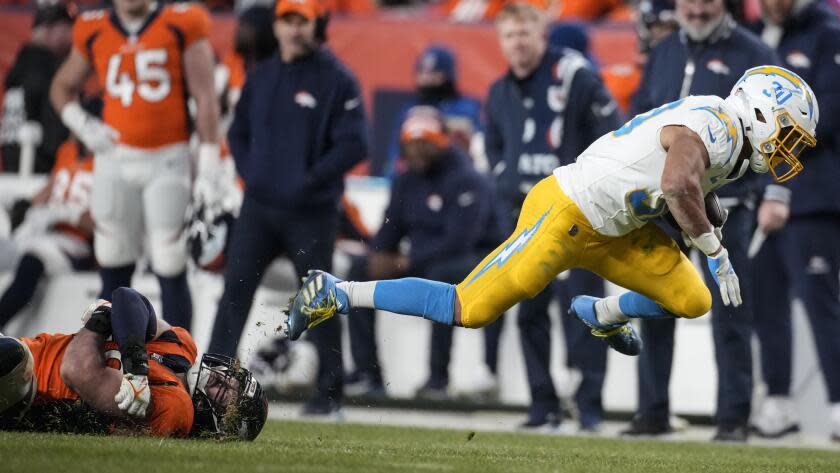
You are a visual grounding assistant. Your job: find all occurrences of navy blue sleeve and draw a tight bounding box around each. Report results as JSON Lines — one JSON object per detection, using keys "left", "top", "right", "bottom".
{"left": 576, "top": 67, "right": 623, "bottom": 145}
{"left": 484, "top": 85, "right": 505, "bottom": 170}
{"left": 227, "top": 75, "right": 252, "bottom": 177}
{"left": 386, "top": 107, "right": 410, "bottom": 178}
{"left": 409, "top": 174, "right": 492, "bottom": 269}
{"left": 630, "top": 49, "right": 657, "bottom": 117}
{"left": 371, "top": 177, "right": 406, "bottom": 253}
{"left": 753, "top": 42, "right": 787, "bottom": 197}
{"left": 109, "top": 287, "right": 158, "bottom": 376}
{"left": 306, "top": 73, "right": 369, "bottom": 187}
{"left": 813, "top": 24, "right": 840, "bottom": 151}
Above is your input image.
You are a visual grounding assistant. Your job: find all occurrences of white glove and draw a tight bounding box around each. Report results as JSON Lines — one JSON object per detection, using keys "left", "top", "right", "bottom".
{"left": 707, "top": 247, "right": 742, "bottom": 307}
{"left": 81, "top": 299, "right": 112, "bottom": 324}
{"left": 194, "top": 143, "right": 222, "bottom": 205}
{"left": 115, "top": 373, "right": 150, "bottom": 418}
{"left": 60, "top": 102, "right": 119, "bottom": 155}
{"left": 682, "top": 226, "right": 723, "bottom": 248}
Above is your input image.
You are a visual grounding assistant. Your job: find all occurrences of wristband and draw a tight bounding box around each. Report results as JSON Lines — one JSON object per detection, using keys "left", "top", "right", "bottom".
{"left": 689, "top": 231, "right": 722, "bottom": 257}
{"left": 59, "top": 102, "right": 89, "bottom": 136}
{"left": 198, "top": 142, "right": 221, "bottom": 174}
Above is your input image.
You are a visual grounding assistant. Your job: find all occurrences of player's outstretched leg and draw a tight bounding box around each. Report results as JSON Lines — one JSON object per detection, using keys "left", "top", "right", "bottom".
{"left": 570, "top": 291, "right": 682, "bottom": 356}
{"left": 570, "top": 295, "right": 643, "bottom": 356}
{"left": 285, "top": 270, "right": 457, "bottom": 341}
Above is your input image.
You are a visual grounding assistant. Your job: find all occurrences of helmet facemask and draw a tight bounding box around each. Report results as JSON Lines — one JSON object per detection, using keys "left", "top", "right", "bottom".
{"left": 190, "top": 353, "right": 268, "bottom": 441}
{"left": 729, "top": 66, "right": 819, "bottom": 183}
{"left": 752, "top": 111, "right": 816, "bottom": 183}
{"left": 0, "top": 337, "right": 37, "bottom": 425}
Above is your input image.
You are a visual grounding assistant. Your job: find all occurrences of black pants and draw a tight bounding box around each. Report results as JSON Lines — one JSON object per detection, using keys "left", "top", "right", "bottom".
{"left": 518, "top": 271, "right": 607, "bottom": 423}
{"left": 345, "top": 253, "right": 503, "bottom": 385}
{"left": 208, "top": 195, "right": 341, "bottom": 402}
{"left": 637, "top": 204, "right": 755, "bottom": 426}
{"left": 754, "top": 216, "right": 840, "bottom": 403}
{"left": 556, "top": 270, "right": 608, "bottom": 428}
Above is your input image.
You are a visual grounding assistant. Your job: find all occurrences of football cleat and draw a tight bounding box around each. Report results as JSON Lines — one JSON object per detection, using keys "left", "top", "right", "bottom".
{"left": 570, "top": 296, "right": 643, "bottom": 356}
{"left": 284, "top": 270, "right": 348, "bottom": 341}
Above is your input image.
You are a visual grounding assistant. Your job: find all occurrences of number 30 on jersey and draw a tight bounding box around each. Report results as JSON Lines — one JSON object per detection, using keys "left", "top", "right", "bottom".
{"left": 106, "top": 49, "right": 171, "bottom": 107}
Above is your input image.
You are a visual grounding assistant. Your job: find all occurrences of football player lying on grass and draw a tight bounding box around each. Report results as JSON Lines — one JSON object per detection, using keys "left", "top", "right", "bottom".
{"left": 0, "top": 287, "right": 267, "bottom": 440}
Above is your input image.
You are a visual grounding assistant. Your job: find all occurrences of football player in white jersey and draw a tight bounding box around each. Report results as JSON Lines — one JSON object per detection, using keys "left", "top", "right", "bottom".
{"left": 283, "top": 65, "right": 818, "bottom": 356}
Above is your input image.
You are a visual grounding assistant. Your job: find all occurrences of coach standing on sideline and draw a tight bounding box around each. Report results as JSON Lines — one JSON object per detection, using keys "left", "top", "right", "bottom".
{"left": 626, "top": 0, "right": 777, "bottom": 442}
{"left": 485, "top": 3, "right": 621, "bottom": 431}
{"left": 207, "top": 0, "right": 368, "bottom": 416}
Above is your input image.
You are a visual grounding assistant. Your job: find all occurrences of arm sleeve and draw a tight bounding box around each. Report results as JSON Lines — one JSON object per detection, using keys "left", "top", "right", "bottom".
{"left": 370, "top": 178, "right": 406, "bottom": 252}
{"left": 671, "top": 103, "right": 739, "bottom": 169}
{"left": 71, "top": 17, "right": 96, "bottom": 62}
{"left": 630, "top": 50, "right": 656, "bottom": 117}
{"left": 227, "top": 76, "right": 252, "bottom": 176}
{"left": 577, "top": 67, "right": 624, "bottom": 145}
{"left": 409, "top": 174, "right": 492, "bottom": 269}
{"left": 109, "top": 287, "right": 157, "bottom": 375}
{"left": 812, "top": 25, "right": 840, "bottom": 151}
{"left": 178, "top": 4, "right": 211, "bottom": 48}
{"left": 385, "top": 107, "right": 409, "bottom": 178}
{"left": 484, "top": 88, "right": 504, "bottom": 170}
{"left": 305, "top": 74, "right": 369, "bottom": 187}
{"left": 148, "top": 385, "right": 194, "bottom": 438}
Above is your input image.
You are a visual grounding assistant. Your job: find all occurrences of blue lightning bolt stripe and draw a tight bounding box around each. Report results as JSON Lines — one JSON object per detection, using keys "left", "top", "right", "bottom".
{"left": 692, "top": 105, "right": 738, "bottom": 163}
{"left": 465, "top": 208, "right": 551, "bottom": 287}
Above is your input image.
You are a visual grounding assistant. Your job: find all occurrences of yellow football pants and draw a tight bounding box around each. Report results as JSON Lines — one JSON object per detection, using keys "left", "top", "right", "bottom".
{"left": 456, "top": 176, "right": 712, "bottom": 328}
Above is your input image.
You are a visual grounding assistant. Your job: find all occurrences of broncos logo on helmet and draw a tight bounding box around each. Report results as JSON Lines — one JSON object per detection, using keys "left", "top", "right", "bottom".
{"left": 189, "top": 353, "right": 268, "bottom": 441}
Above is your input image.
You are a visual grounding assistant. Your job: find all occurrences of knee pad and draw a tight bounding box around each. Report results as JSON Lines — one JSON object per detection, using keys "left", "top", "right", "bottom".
{"left": 144, "top": 173, "right": 190, "bottom": 231}
{"left": 148, "top": 231, "right": 188, "bottom": 277}
{"left": 460, "top": 298, "right": 504, "bottom": 329}
{"left": 95, "top": 229, "right": 141, "bottom": 267}
{"left": 670, "top": 287, "right": 712, "bottom": 319}
{"left": 0, "top": 337, "right": 35, "bottom": 417}
{"left": 144, "top": 173, "right": 190, "bottom": 277}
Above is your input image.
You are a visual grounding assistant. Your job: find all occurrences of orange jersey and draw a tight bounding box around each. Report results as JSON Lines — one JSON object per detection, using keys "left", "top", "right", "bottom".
{"left": 20, "top": 326, "right": 198, "bottom": 437}
{"left": 50, "top": 140, "right": 94, "bottom": 240}
{"left": 221, "top": 49, "right": 245, "bottom": 93}
{"left": 72, "top": 4, "right": 211, "bottom": 149}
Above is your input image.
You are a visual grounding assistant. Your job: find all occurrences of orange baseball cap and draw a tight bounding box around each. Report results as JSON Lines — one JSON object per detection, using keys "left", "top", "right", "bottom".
{"left": 400, "top": 106, "right": 449, "bottom": 148}
{"left": 275, "top": 0, "right": 322, "bottom": 20}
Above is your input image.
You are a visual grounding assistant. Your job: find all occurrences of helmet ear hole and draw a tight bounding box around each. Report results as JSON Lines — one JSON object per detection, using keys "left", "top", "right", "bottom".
{"left": 754, "top": 108, "right": 766, "bottom": 123}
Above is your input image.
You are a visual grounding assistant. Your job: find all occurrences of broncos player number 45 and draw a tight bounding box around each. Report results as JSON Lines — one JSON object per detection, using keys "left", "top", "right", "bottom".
{"left": 106, "top": 49, "right": 171, "bottom": 107}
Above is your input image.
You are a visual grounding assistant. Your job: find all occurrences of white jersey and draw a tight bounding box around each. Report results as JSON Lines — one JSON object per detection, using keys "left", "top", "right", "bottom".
{"left": 554, "top": 95, "right": 744, "bottom": 237}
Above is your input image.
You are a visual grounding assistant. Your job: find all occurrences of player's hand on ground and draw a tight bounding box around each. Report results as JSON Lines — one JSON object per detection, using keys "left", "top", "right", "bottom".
{"left": 115, "top": 373, "right": 150, "bottom": 418}
{"left": 707, "top": 248, "right": 742, "bottom": 307}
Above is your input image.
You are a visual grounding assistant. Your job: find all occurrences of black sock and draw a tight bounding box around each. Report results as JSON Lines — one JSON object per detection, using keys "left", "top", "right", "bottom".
{"left": 99, "top": 264, "right": 136, "bottom": 300}
{"left": 0, "top": 253, "right": 45, "bottom": 329}
{"left": 157, "top": 271, "right": 192, "bottom": 330}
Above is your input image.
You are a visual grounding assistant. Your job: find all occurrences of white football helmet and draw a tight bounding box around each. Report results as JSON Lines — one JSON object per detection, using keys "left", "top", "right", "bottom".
{"left": 725, "top": 65, "right": 818, "bottom": 182}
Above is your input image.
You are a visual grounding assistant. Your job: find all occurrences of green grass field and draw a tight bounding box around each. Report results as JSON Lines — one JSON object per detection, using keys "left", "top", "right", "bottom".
{"left": 3, "top": 420, "right": 840, "bottom": 473}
